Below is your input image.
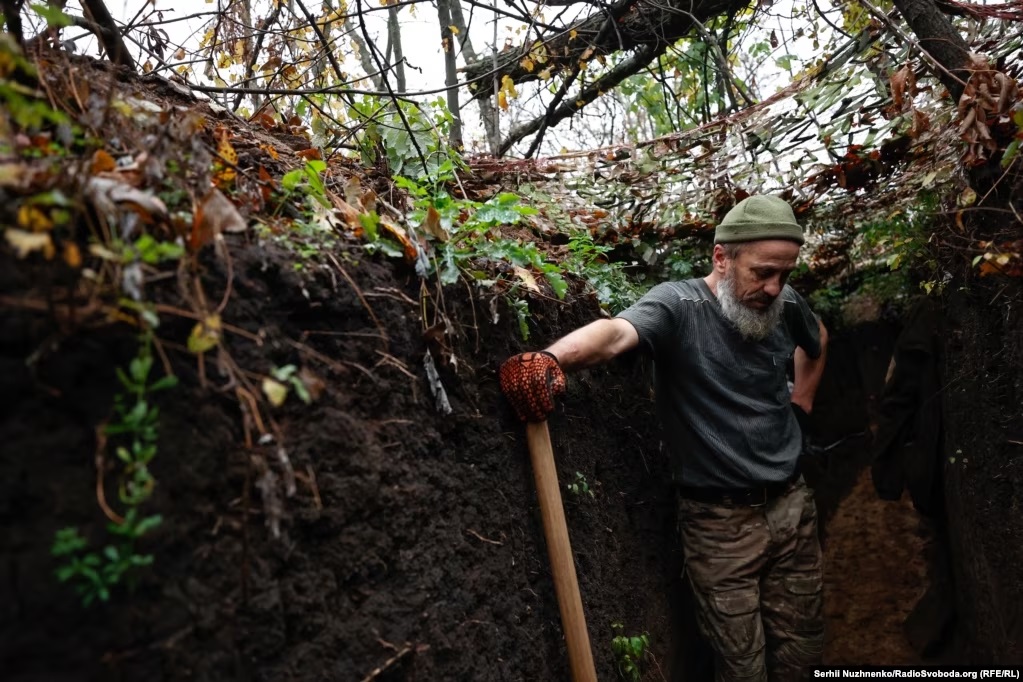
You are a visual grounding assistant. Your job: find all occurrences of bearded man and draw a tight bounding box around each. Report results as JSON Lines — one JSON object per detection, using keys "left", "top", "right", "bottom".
{"left": 500, "top": 195, "right": 829, "bottom": 682}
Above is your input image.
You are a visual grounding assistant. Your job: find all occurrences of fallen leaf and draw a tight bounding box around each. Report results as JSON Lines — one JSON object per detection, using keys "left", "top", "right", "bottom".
{"left": 192, "top": 188, "right": 247, "bottom": 250}
{"left": 262, "top": 378, "right": 288, "bottom": 407}
{"left": 298, "top": 366, "right": 326, "bottom": 401}
{"left": 513, "top": 266, "right": 540, "bottom": 293}
{"left": 17, "top": 204, "right": 52, "bottom": 232}
{"left": 258, "top": 165, "right": 274, "bottom": 203}
{"left": 360, "top": 189, "right": 377, "bottom": 214}
{"left": 91, "top": 149, "right": 116, "bottom": 174}
{"left": 5, "top": 229, "right": 54, "bottom": 258}
{"left": 0, "top": 162, "right": 26, "bottom": 189}
{"left": 344, "top": 176, "right": 362, "bottom": 206}
{"left": 380, "top": 219, "right": 419, "bottom": 263}
{"left": 421, "top": 205, "right": 449, "bottom": 242}
{"left": 63, "top": 242, "right": 82, "bottom": 268}
{"left": 213, "top": 127, "right": 237, "bottom": 187}
{"left": 187, "top": 314, "right": 221, "bottom": 354}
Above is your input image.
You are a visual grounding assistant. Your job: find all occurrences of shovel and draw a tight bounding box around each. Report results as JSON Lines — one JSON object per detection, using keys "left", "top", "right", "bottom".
{"left": 526, "top": 420, "right": 598, "bottom": 682}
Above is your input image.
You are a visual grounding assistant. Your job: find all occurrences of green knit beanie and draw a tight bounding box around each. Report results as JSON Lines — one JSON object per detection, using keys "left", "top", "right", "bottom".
{"left": 714, "top": 195, "right": 805, "bottom": 245}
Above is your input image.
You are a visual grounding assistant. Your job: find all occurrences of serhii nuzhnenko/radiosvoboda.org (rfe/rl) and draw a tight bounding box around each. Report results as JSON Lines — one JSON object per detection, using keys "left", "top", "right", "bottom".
{"left": 813, "top": 669, "right": 1021, "bottom": 680}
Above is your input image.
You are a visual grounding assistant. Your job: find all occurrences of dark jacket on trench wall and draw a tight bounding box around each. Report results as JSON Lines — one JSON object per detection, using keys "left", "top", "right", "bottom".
{"left": 871, "top": 297, "right": 944, "bottom": 517}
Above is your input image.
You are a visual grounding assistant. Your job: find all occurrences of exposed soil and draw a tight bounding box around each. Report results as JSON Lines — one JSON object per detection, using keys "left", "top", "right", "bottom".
{"left": 2, "top": 230, "right": 953, "bottom": 681}
{"left": 4, "top": 47, "right": 1021, "bottom": 682}
{"left": 822, "top": 470, "right": 930, "bottom": 665}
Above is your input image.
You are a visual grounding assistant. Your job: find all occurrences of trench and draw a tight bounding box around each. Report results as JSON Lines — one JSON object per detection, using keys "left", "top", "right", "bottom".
{"left": 0, "top": 248, "right": 973, "bottom": 680}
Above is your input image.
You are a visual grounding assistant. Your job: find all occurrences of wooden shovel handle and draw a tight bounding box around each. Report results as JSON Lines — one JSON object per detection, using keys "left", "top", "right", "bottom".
{"left": 526, "top": 420, "right": 598, "bottom": 682}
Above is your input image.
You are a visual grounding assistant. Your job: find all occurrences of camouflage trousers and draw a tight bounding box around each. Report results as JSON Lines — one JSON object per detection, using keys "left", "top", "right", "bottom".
{"left": 678, "top": 478, "right": 824, "bottom": 682}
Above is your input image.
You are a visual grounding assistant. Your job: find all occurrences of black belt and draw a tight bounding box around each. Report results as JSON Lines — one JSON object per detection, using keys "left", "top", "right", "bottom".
{"left": 677, "top": 475, "right": 800, "bottom": 507}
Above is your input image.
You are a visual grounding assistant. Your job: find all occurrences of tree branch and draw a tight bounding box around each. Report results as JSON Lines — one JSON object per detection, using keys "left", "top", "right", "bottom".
{"left": 500, "top": 43, "right": 663, "bottom": 155}
{"left": 463, "top": 0, "right": 749, "bottom": 100}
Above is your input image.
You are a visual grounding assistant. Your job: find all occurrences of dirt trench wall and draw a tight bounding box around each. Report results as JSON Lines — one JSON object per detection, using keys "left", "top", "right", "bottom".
{"left": 941, "top": 281, "right": 1023, "bottom": 663}
{"left": 0, "top": 243, "right": 686, "bottom": 681}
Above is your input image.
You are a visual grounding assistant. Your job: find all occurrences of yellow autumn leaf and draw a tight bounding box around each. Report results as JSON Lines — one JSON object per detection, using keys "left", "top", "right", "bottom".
{"left": 18, "top": 204, "right": 52, "bottom": 232}
{"left": 262, "top": 378, "right": 288, "bottom": 407}
{"left": 569, "top": 29, "right": 577, "bottom": 40}
{"left": 539, "top": 67, "right": 552, "bottom": 80}
{"left": 449, "top": 25, "right": 459, "bottom": 34}
{"left": 520, "top": 57, "right": 534, "bottom": 72}
{"left": 213, "top": 127, "right": 238, "bottom": 188}
{"left": 63, "top": 242, "right": 82, "bottom": 268}
{"left": 498, "top": 90, "right": 508, "bottom": 110}
{"left": 187, "top": 315, "right": 222, "bottom": 354}
{"left": 501, "top": 74, "right": 517, "bottom": 98}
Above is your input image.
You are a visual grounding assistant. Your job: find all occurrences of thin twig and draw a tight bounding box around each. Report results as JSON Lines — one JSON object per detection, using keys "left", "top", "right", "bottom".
{"left": 465, "top": 528, "right": 503, "bottom": 545}
{"left": 360, "top": 645, "right": 415, "bottom": 682}
{"left": 326, "top": 253, "right": 389, "bottom": 344}
{"left": 94, "top": 423, "right": 124, "bottom": 524}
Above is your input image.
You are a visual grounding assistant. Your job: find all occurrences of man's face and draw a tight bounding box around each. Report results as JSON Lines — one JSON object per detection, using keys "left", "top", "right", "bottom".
{"left": 716, "top": 240, "right": 800, "bottom": 340}
{"left": 720, "top": 240, "right": 800, "bottom": 308}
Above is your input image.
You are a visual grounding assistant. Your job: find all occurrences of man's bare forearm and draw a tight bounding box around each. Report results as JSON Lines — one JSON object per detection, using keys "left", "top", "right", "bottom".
{"left": 545, "top": 318, "right": 639, "bottom": 371}
{"left": 791, "top": 319, "right": 828, "bottom": 413}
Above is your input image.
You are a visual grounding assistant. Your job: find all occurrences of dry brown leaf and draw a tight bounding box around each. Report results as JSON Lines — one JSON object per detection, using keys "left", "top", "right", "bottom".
{"left": 380, "top": 219, "right": 419, "bottom": 263}
{"left": 360, "top": 189, "right": 377, "bottom": 214}
{"left": 513, "top": 266, "right": 540, "bottom": 293}
{"left": 297, "top": 366, "right": 326, "bottom": 401}
{"left": 91, "top": 149, "right": 116, "bottom": 174}
{"left": 421, "top": 205, "right": 449, "bottom": 242}
{"left": 83, "top": 177, "right": 169, "bottom": 227}
{"left": 62, "top": 242, "right": 82, "bottom": 268}
{"left": 191, "top": 188, "right": 247, "bottom": 250}
{"left": 344, "top": 176, "right": 362, "bottom": 206}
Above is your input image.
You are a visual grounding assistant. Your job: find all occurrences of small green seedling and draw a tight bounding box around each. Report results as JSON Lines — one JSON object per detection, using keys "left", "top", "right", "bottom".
{"left": 567, "top": 471, "right": 594, "bottom": 498}
{"left": 611, "top": 623, "right": 650, "bottom": 682}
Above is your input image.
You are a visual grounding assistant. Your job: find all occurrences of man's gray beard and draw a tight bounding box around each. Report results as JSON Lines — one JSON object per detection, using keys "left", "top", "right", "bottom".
{"left": 717, "top": 273, "right": 784, "bottom": 341}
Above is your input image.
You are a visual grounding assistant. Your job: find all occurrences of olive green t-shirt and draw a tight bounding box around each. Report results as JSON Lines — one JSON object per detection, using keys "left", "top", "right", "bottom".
{"left": 616, "top": 278, "right": 821, "bottom": 488}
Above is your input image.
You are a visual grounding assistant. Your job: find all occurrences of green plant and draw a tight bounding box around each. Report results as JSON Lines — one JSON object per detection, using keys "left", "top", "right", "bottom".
{"left": 567, "top": 471, "right": 595, "bottom": 498}
{"left": 611, "top": 623, "right": 650, "bottom": 682}
{"left": 281, "top": 159, "right": 329, "bottom": 208}
{"left": 261, "top": 364, "right": 312, "bottom": 407}
{"left": 52, "top": 331, "right": 174, "bottom": 606}
{"left": 52, "top": 509, "right": 163, "bottom": 606}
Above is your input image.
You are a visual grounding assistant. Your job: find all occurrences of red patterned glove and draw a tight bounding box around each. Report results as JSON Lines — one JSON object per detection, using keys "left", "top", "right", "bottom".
{"left": 499, "top": 351, "right": 566, "bottom": 423}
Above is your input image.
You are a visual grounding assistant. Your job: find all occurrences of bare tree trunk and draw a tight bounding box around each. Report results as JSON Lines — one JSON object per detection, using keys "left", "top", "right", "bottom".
{"left": 447, "top": 0, "right": 497, "bottom": 154}
{"left": 81, "top": 0, "right": 134, "bottom": 69}
{"left": 386, "top": 6, "right": 406, "bottom": 93}
{"left": 436, "top": 0, "right": 463, "bottom": 148}
{"left": 890, "top": 0, "right": 972, "bottom": 100}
